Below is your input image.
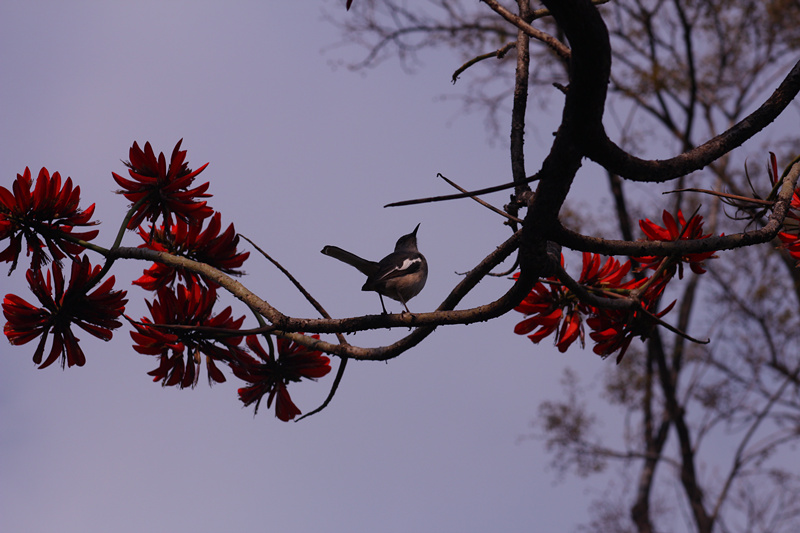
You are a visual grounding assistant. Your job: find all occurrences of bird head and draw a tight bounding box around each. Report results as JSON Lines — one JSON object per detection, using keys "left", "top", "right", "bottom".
{"left": 394, "top": 223, "right": 420, "bottom": 252}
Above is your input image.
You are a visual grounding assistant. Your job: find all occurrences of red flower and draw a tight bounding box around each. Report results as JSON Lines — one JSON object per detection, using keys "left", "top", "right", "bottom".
{"left": 112, "top": 140, "right": 212, "bottom": 230}
{"left": 130, "top": 284, "right": 245, "bottom": 388}
{"left": 587, "top": 291, "right": 675, "bottom": 364}
{"left": 3, "top": 256, "right": 127, "bottom": 369}
{"left": 133, "top": 212, "right": 249, "bottom": 291}
{"left": 514, "top": 279, "right": 578, "bottom": 351}
{"left": 635, "top": 210, "right": 716, "bottom": 277}
{"left": 778, "top": 188, "right": 800, "bottom": 263}
{"left": 578, "top": 252, "right": 635, "bottom": 288}
{"left": 514, "top": 253, "right": 645, "bottom": 354}
{"left": 232, "top": 335, "right": 331, "bottom": 421}
{"left": 0, "top": 167, "right": 99, "bottom": 273}
{"left": 779, "top": 229, "right": 800, "bottom": 263}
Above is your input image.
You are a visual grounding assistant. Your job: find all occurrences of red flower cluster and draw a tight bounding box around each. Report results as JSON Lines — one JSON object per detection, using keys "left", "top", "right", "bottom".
{"left": 232, "top": 335, "right": 331, "bottom": 421}
{"left": 133, "top": 212, "right": 249, "bottom": 291}
{"left": 514, "top": 208, "right": 719, "bottom": 361}
{"left": 113, "top": 140, "right": 212, "bottom": 229}
{"left": 130, "top": 284, "right": 245, "bottom": 388}
{"left": 514, "top": 252, "right": 668, "bottom": 361}
{"left": 587, "top": 292, "right": 674, "bottom": 362}
{"left": 778, "top": 185, "right": 800, "bottom": 263}
{"left": 635, "top": 210, "right": 715, "bottom": 277}
{"left": 0, "top": 167, "right": 99, "bottom": 273}
{"left": 758, "top": 153, "right": 800, "bottom": 261}
{"left": 2, "top": 141, "right": 336, "bottom": 422}
{"left": 3, "top": 257, "right": 127, "bottom": 368}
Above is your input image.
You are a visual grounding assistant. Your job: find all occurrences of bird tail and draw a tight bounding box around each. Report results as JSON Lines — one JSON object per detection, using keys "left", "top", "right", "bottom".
{"left": 321, "top": 246, "right": 378, "bottom": 276}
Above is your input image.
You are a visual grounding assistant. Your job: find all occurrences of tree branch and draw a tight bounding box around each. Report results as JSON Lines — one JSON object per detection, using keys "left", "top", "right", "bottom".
{"left": 110, "top": 228, "right": 533, "bottom": 360}
{"left": 552, "top": 159, "right": 800, "bottom": 256}
{"left": 587, "top": 59, "right": 800, "bottom": 182}
{"left": 480, "top": 0, "right": 571, "bottom": 61}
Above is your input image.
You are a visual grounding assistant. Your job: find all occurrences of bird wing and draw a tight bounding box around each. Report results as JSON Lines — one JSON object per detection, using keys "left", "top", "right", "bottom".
{"left": 363, "top": 253, "right": 423, "bottom": 289}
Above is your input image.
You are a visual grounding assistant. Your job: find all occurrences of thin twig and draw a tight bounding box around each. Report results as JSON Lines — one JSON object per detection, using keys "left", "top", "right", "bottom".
{"left": 451, "top": 42, "right": 515, "bottom": 84}
{"left": 239, "top": 234, "right": 350, "bottom": 421}
{"left": 665, "top": 188, "right": 775, "bottom": 207}
{"left": 487, "top": 257, "right": 520, "bottom": 278}
{"left": 636, "top": 304, "right": 709, "bottom": 346}
{"left": 480, "top": 0, "right": 571, "bottom": 61}
{"left": 240, "top": 235, "right": 331, "bottom": 320}
{"left": 295, "top": 359, "right": 348, "bottom": 422}
{"left": 437, "top": 173, "right": 523, "bottom": 223}
{"left": 384, "top": 173, "right": 540, "bottom": 208}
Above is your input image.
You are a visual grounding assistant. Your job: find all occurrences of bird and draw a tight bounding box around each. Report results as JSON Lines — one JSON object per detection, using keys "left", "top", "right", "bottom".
{"left": 321, "top": 224, "right": 427, "bottom": 314}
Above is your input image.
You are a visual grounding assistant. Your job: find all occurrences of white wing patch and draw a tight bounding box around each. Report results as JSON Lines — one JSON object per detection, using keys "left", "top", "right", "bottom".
{"left": 397, "top": 257, "right": 422, "bottom": 271}
{"left": 375, "top": 257, "right": 421, "bottom": 282}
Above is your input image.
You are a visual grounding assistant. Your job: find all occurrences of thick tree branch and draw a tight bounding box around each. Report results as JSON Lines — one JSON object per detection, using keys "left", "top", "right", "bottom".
{"left": 517, "top": 0, "right": 611, "bottom": 278}
{"left": 587, "top": 59, "right": 800, "bottom": 182}
{"left": 110, "top": 228, "right": 534, "bottom": 360}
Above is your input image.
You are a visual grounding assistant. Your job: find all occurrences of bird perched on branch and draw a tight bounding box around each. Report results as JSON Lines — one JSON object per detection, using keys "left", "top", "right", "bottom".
{"left": 321, "top": 224, "right": 427, "bottom": 314}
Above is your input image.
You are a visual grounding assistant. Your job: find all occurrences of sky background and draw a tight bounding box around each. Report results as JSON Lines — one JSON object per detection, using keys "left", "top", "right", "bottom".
{"left": 0, "top": 2, "right": 757, "bottom": 532}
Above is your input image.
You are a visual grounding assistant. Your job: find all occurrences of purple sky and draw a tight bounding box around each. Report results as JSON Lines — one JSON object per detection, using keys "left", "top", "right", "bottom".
{"left": 1, "top": 2, "right": 647, "bottom": 532}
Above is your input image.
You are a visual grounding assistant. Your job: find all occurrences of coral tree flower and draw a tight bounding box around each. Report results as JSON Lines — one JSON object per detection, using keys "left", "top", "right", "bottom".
{"left": 133, "top": 212, "right": 249, "bottom": 291}
{"left": 0, "top": 167, "right": 99, "bottom": 273}
{"left": 581, "top": 254, "right": 669, "bottom": 363}
{"left": 587, "top": 288, "right": 674, "bottom": 364}
{"left": 514, "top": 277, "right": 576, "bottom": 351}
{"left": 514, "top": 252, "right": 647, "bottom": 353}
{"left": 635, "top": 210, "right": 716, "bottom": 277}
{"left": 3, "top": 256, "right": 127, "bottom": 369}
{"left": 514, "top": 253, "right": 645, "bottom": 354}
{"left": 778, "top": 188, "right": 800, "bottom": 263}
{"left": 232, "top": 335, "right": 331, "bottom": 422}
{"left": 130, "top": 283, "right": 245, "bottom": 388}
{"left": 112, "top": 139, "right": 212, "bottom": 230}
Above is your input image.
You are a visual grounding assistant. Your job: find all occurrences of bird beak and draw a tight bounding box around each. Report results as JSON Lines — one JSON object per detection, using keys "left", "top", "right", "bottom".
{"left": 412, "top": 223, "right": 420, "bottom": 235}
